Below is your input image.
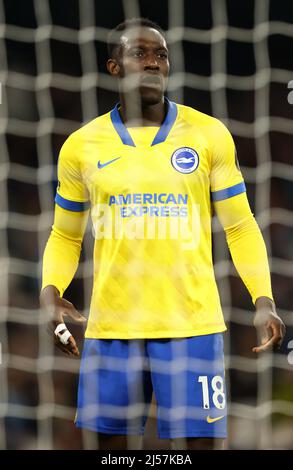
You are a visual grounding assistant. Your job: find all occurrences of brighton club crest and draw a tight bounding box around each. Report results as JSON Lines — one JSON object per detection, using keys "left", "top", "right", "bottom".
{"left": 171, "top": 147, "right": 199, "bottom": 174}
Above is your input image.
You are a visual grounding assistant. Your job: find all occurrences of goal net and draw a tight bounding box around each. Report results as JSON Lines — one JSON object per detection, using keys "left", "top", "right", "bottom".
{"left": 0, "top": 0, "right": 292, "bottom": 450}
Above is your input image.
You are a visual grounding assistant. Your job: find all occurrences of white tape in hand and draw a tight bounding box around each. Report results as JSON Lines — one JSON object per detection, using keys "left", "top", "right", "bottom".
{"left": 54, "top": 323, "right": 72, "bottom": 345}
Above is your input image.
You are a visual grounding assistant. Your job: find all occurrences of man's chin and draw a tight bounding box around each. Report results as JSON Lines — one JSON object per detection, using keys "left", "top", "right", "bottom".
{"left": 139, "top": 87, "right": 164, "bottom": 105}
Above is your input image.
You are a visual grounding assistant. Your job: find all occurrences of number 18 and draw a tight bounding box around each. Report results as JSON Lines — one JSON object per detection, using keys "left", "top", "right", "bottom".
{"left": 198, "top": 375, "right": 226, "bottom": 410}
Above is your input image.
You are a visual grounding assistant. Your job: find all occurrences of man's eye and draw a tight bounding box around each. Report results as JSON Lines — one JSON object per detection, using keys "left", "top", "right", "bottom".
{"left": 158, "top": 53, "right": 168, "bottom": 59}
{"left": 133, "top": 50, "right": 144, "bottom": 57}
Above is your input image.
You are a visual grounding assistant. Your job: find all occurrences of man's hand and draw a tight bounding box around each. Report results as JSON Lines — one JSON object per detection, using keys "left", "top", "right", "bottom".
{"left": 252, "top": 296, "right": 286, "bottom": 353}
{"left": 40, "top": 285, "right": 87, "bottom": 357}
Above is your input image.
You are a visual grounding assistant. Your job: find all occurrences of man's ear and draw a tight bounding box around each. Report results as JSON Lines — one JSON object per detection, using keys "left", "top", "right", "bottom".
{"left": 107, "top": 59, "right": 120, "bottom": 76}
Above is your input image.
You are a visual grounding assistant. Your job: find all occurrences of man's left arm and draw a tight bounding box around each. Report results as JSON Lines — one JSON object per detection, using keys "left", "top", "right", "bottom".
{"left": 209, "top": 118, "right": 285, "bottom": 353}
{"left": 215, "top": 194, "right": 286, "bottom": 353}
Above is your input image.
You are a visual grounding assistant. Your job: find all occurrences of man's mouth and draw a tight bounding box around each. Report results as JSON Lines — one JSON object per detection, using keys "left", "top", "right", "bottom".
{"left": 140, "top": 74, "right": 163, "bottom": 86}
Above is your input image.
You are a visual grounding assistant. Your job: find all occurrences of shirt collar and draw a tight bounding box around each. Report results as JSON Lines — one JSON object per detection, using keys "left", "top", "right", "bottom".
{"left": 110, "top": 97, "right": 178, "bottom": 147}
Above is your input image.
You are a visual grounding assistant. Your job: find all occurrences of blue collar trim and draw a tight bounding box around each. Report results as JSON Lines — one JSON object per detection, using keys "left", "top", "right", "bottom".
{"left": 151, "top": 99, "right": 178, "bottom": 146}
{"left": 110, "top": 105, "right": 135, "bottom": 147}
{"left": 110, "top": 98, "right": 178, "bottom": 147}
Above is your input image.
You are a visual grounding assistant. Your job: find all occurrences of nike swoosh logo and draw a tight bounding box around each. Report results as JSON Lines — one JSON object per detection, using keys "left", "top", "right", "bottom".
{"left": 97, "top": 157, "right": 121, "bottom": 169}
{"left": 206, "top": 415, "right": 224, "bottom": 424}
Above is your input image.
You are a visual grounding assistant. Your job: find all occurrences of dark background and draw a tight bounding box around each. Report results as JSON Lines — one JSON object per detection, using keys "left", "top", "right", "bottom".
{"left": 0, "top": 0, "right": 292, "bottom": 449}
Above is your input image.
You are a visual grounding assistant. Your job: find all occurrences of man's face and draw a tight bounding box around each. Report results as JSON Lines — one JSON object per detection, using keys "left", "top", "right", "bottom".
{"left": 114, "top": 27, "right": 170, "bottom": 104}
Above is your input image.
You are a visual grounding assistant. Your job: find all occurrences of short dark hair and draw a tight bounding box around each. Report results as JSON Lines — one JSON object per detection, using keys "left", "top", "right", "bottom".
{"left": 107, "top": 18, "right": 166, "bottom": 58}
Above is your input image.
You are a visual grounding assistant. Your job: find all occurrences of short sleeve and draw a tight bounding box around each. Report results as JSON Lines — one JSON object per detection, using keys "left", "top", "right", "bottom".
{"left": 55, "top": 134, "right": 90, "bottom": 212}
{"left": 210, "top": 119, "right": 246, "bottom": 202}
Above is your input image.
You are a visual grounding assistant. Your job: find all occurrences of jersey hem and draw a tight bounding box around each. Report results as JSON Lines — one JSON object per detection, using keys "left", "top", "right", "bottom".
{"left": 84, "top": 325, "right": 227, "bottom": 340}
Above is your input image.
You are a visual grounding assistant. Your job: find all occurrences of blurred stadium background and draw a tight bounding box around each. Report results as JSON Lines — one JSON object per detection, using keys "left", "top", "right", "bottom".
{"left": 0, "top": 0, "right": 292, "bottom": 450}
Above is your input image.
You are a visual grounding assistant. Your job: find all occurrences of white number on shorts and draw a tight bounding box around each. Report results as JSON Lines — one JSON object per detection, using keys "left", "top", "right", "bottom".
{"left": 198, "top": 376, "right": 210, "bottom": 409}
{"left": 198, "top": 375, "right": 226, "bottom": 410}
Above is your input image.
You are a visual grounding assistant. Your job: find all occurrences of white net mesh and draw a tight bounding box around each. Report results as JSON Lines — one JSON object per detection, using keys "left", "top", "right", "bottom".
{"left": 0, "top": 0, "right": 292, "bottom": 450}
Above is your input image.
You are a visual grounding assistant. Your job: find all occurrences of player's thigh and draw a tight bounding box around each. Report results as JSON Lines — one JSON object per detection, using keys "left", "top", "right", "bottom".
{"left": 83, "top": 429, "right": 143, "bottom": 450}
{"left": 171, "top": 437, "right": 225, "bottom": 450}
{"left": 97, "top": 433, "right": 143, "bottom": 450}
{"left": 148, "top": 333, "right": 227, "bottom": 440}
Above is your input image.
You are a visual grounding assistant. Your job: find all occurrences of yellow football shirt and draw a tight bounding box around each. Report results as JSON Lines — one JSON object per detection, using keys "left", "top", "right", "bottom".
{"left": 53, "top": 99, "right": 246, "bottom": 339}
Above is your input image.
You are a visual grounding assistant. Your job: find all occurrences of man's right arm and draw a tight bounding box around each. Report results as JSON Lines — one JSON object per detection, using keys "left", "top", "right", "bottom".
{"left": 40, "top": 133, "right": 91, "bottom": 355}
{"left": 40, "top": 203, "right": 89, "bottom": 356}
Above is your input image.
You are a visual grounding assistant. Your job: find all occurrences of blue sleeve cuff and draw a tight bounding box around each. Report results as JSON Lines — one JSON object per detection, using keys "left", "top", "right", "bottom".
{"left": 55, "top": 193, "right": 90, "bottom": 212}
{"left": 211, "top": 181, "right": 246, "bottom": 202}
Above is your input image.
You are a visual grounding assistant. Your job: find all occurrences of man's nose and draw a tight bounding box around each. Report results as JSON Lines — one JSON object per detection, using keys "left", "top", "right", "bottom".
{"left": 144, "top": 54, "right": 159, "bottom": 69}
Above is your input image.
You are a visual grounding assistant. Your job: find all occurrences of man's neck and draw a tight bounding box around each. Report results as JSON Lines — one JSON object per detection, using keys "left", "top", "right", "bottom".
{"left": 118, "top": 94, "right": 166, "bottom": 127}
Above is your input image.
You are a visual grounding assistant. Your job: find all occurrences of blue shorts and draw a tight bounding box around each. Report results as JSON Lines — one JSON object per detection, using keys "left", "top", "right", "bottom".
{"left": 76, "top": 333, "right": 227, "bottom": 439}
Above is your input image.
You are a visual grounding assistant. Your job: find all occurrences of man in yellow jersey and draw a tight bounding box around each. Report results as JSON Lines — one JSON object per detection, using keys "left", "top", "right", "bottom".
{"left": 40, "top": 18, "right": 285, "bottom": 450}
